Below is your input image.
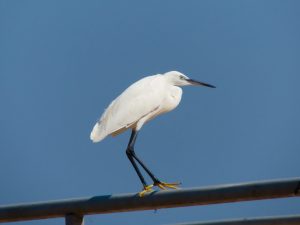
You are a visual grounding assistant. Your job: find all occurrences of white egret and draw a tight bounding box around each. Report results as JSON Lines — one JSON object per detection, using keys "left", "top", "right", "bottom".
{"left": 90, "top": 71, "right": 215, "bottom": 196}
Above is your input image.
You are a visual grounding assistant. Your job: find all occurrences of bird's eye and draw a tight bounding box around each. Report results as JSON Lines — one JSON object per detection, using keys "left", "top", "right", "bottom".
{"left": 179, "top": 75, "right": 185, "bottom": 80}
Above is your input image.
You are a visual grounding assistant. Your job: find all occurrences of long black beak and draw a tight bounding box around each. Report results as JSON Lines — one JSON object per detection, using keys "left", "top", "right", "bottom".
{"left": 187, "top": 79, "right": 216, "bottom": 88}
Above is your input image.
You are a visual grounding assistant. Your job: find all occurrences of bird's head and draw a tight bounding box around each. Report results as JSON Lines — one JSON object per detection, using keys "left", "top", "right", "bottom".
{"left": 164, "top": 71, "right": 216, "bottom": 88}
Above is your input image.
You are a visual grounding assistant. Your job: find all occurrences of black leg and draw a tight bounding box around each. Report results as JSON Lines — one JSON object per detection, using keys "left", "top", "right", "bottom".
{"left": 126, "top": 151, "right": 148, "bottom": 187}
{"left": 126, "top": 130, "right": 180, "bottom": 193}
{"left": 126, "top": 130, "right": 148, "bottom": 187}
{"left": 126, "top": 130, "right": 161, "bottom": 184}
{"left": 130, "top": 150, "right": 160, "bottom": 184}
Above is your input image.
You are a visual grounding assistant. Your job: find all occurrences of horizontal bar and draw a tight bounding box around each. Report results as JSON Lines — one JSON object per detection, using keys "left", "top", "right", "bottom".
{"left": 172, "top": 214, "right": 300, "bottom": 225}
{"left": 0, "top": 177, "right": 299, "bottom": 223}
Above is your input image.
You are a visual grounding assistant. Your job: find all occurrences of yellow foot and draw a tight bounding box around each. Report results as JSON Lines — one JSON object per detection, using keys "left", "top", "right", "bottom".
{"left": 154, "top": 181, "right": 181, "bottom": 190}
{"left": 138, "top": 185, "right": 154, "bottom": 197}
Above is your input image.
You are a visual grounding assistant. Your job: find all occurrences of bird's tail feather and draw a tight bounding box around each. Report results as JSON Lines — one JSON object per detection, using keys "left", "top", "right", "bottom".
{"left": 90, "top": 122, "right": 106, "bottom": 143}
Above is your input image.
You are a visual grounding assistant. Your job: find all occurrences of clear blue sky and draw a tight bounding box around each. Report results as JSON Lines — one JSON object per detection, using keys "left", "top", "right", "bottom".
{"left": 1, "top": 1, "right": 300, "bottom": 225}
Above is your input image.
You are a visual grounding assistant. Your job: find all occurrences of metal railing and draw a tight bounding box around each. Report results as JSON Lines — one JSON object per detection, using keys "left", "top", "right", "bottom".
{"left": 169, "top": 214, "right": 300, "bottom": 225}
{"left": 0, "top": 178, "right": 299, "bottom": 225}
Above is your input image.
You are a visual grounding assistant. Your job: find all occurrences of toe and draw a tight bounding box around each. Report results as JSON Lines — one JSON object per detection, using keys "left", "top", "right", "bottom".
{"left": 138, "top": 185, "right": 154, "bottom": 197}
{"left": 155, "top": 181, "right": 181, "bottom": 190}
{"left": 157, "top": 183, "right": 167, "bottom": 190}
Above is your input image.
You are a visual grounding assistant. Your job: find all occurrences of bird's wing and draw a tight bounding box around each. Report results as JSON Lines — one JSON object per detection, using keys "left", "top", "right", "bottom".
{"left": 90, "top": 75, "right": 165, "bottom": 142}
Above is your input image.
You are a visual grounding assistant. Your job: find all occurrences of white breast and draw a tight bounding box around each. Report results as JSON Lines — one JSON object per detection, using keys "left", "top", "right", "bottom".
{"left": 160, "top": 86, "right": 183, "bottom": 114}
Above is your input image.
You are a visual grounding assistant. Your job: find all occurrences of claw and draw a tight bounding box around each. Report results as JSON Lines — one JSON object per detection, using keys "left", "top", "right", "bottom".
{"left": 155, "top": 181, "right": 181, "bottom": 190}
{"left": 138, "top": 184, "right": 154, "bottom": 197}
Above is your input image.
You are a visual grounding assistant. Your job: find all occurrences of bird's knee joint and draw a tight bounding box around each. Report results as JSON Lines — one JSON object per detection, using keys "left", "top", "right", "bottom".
{"left": 126, "top": 147, "right": 135, "bottom": 155}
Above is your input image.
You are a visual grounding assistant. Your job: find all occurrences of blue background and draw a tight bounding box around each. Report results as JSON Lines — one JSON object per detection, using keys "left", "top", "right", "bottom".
{"left": 1, "top": 1, "right": 299, "bottom": 225}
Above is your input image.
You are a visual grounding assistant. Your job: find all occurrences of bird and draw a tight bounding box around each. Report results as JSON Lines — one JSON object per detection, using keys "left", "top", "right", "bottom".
{"left": 90, "top": 71, "right": 215, "bottom": 196}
